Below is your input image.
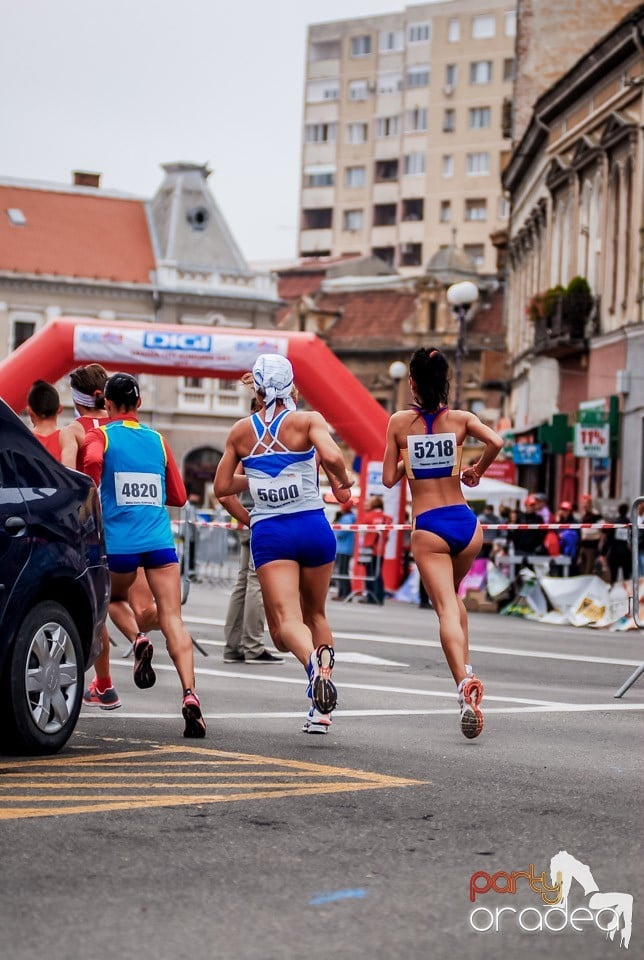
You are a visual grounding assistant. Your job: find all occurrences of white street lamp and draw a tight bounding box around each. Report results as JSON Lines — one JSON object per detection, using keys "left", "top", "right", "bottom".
{"left": 446, "top": 281, "right": 479, "bottom": 409}
{"left": 388, "top": 360, "right": 408, "bottom": 412}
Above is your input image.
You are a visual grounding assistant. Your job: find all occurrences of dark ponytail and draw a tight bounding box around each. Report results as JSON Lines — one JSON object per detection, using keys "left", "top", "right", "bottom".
{"left": 409, "top": 347, "right": 450, "bottom": 412}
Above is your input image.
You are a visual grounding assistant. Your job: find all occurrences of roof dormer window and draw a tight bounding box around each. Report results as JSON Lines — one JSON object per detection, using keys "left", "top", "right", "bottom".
{"left": 187, "top": 206, "right": 209, "bottom": 231}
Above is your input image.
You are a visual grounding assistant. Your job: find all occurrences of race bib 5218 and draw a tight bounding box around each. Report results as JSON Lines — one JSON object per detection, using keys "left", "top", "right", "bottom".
{"left": 407, "top": 432, "right": 457, "bottom": 477}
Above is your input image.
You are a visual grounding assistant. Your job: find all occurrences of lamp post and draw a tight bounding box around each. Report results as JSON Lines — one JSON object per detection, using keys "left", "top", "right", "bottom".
{"left": 388, "top": 359, "right": 408, "bottom": 412}
{"left": 446, "top": 280, "right": 479, "bottom": 409}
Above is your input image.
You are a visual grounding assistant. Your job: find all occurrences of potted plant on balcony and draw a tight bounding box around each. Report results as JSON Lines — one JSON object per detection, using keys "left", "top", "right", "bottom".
{"left": 563, "top": 276, "right": 592, "bottom": 338}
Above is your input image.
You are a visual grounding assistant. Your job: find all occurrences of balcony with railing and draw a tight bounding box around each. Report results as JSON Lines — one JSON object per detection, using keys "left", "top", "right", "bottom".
{"left": 531, "top": 288, "right": 599, "bottom": 357}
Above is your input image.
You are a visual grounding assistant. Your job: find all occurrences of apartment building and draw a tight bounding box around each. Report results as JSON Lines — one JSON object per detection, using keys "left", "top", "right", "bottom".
{"left": 299, "top": 0, "right": 516, "bottom": 275}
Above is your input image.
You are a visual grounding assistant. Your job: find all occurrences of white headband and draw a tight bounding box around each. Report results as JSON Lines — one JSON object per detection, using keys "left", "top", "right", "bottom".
{"left": 252, "top": 354, "right": 296, "bottom": 423}
{"left": 71, "top": 387, "right": 100, "bottom": 408}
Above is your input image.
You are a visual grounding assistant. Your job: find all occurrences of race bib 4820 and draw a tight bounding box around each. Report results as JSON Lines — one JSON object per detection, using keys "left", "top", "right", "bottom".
{"left": 114, "top": 472, "right": 163, "bottom": 507}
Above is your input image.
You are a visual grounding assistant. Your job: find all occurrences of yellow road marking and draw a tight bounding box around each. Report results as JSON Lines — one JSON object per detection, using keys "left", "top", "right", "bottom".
{"left": 0, "top": 744, "right": 425, "bottom": 820}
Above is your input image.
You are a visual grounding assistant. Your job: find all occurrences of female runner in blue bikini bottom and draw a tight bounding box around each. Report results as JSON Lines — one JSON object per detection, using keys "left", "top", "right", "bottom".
{"left": 414, "top": 504, "right": 478, "bottom": 555}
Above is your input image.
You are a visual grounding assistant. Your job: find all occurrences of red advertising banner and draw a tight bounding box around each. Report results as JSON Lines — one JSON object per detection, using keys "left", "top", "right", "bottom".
{"left": 485, "top": 459, "right": 517, "bottom": 484}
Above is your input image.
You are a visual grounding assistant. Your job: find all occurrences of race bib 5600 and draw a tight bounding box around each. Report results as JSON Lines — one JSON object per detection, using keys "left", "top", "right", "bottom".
{"left": 114, "top": 472, "right": 163, "bottom": 507}
{"left": 249, "top": 473, "right": 304, "bottom": 509}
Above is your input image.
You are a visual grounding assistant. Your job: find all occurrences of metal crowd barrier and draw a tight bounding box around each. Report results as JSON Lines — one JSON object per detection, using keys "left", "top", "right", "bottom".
{"left": 614, "top": 496, "right": 644, "bottom": 698}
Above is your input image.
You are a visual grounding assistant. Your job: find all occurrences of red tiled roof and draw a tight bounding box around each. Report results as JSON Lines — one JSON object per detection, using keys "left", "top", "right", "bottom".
{"left": 277, "top": 274, "right": 325, "bottom": 301}
{"left": 314, "top": 289, "right": 417, "bottom": 343}
{"left": 0, "top": 186, "right": 155, "bottom": 284}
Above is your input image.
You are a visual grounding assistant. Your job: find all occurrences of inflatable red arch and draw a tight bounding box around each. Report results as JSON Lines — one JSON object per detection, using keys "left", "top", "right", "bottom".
{"left": 0, "top": 317, "right": 408, "bottom": 586}
{"left": 0, "top": 316, "right": 388, "bottom": 457}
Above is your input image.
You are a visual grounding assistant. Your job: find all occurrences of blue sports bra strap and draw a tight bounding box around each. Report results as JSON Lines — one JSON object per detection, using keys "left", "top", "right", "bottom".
{"left": 250, "top": 413, "right": 265, "bottom": 439}
{"left": 269, "top": 408, "right": 290, "bottom": 438}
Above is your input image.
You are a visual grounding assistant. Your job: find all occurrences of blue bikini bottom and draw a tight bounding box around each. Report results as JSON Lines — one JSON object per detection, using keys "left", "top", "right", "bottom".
{"left": 413, "top": 504, "right": 478, "bottom": 556}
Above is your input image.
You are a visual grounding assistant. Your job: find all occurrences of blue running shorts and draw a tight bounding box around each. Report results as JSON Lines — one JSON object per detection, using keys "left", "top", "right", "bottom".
{"left": 108, "top": 547, "right": 179, "bottom": 574}
{"left": 413, "top": 504, "right": 478, "bottom": 556}
{"left": 251, "top": 509, "right": 336, "bottom": 570}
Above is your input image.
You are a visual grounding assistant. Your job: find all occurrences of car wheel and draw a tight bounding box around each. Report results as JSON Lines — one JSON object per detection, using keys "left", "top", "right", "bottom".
{"left": 0, "top": 601, "right": 84, "bottom": 755}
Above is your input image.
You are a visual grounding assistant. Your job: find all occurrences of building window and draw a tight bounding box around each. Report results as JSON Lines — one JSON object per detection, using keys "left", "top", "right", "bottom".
{"left": 445, "top": 63, "right": 457, "bottom": 87}
{"left": 405, "top": 107, "right": 428, "bottom": 132}
{"left": 310, "top": 39, "right": 341, "bottom": 61}
{"left": 468, "top": 106, "right": 491, "bottom": 129}
{"left": 498, "top": 195, "right": 510, "bottom": 219}
{"left": 472, "top": 14, "right": 496, "bottom": 38}
{"left": 443, "top": 108, "right": 456, "bottom": 132}
{"left": 306, "top": 79, "right": 339, "bottom": 102}
{"left": 408, "top": 22, "right": 431, "bottom": 43}
{"left": 345, "top": 166, "right": 366, "bottom": 188}
{"left": 465, "top": 198, "right": 487, "bottom": 221}
{"left": 440, "top": 200, "right": 451, "bottom": 222}
{"left": 304, "top": 165, "right": 335, "bottom": 187}
{"left": 402, "top": 198, "right": 424, "bottom": 221}
{"left": 448, "top": 18, "right": 460, "bottom": 42}
{"left": 302, "top": 208, "right": 333, "bottom": 230}
{"left": 374, "top": 159, "right": 399, "bottom": 182}
{"left": 178, "top": 378, "right": 247, "bottom": 417}
{"left": 373, "top": 203, "right": 397, "bottom": 226}
{"left": 503, "top": 58, "right": 515, "bottom": 82}
{"left": 378, "top": 72, "right": 403, "bottom": 95}
{"left": 464, "top": 243, "right": 485, "bottom": 267}
{"left": 407, "top": 64, "right": 430, "bottom": 88}
{"left": 372, "top": 246, "right": 395, "bottom": 266}
{"left": 469, "top": 61, "right": 492, "bottom": 84}
{"left": 466, "top": 151, "right": 489, "bottom": 175}
{"left": 379, "top": 29, "right": 404, "bottom": 53}
{"left": 505, "top": 11, "right": 516, "bottom": 36}
{"left": 400, "top": 243, "right": 422, "bottom": 266}
{"left": 349, "top": 79, "right": 369, "bottom": 101}
{"left": 343, "top": 209, "right": 364, "bottom": 232}
{"left": 442, "top": 155, "right": 454, "bottom": 178}
{"left": 10, "top": 315, "right": 40, "bottom": 352}
{"left": 403, "top": 152, "right": 426, "bottom": 176}
{"left": 346, "top": 122, "right": 368, "bottom": 144}
{"left": 351, "top": 35, "right": 372, "bottom": 57}
{"left": 304, "top": 122, "right": 336, "bottom": 143}
{"left": 375, "top": 115, "right": 400, "bottom": 138}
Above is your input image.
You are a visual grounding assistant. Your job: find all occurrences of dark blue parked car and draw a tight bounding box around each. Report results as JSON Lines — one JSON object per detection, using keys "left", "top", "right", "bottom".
{"left": 0, "top": 398, "right": 109, "bottom": 754}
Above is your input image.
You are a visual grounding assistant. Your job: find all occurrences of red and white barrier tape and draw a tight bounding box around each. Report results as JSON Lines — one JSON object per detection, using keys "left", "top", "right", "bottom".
{"left": 182, "top": 520, "right": 631, "bottom": 533}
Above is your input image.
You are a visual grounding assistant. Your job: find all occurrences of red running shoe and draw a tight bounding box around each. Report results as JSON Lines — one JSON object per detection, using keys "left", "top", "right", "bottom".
{"left": 182, "top": 690, "right": 206, "bottom": 738}
{"left": 83, "top": 679, "right": 121, "bottom": 710}
{"left": 458, "top": 676, "right": 484, "bottom": 739}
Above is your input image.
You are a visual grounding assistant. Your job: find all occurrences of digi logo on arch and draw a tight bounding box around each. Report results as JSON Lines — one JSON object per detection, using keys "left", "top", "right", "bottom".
{"left": 142, "top": 332, "right": 213, "bottom": 352}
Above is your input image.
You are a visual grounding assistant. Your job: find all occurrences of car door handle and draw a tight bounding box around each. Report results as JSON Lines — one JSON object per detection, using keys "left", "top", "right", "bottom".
{"left": 5, "top": 516, "right": 27, "bottom": 536}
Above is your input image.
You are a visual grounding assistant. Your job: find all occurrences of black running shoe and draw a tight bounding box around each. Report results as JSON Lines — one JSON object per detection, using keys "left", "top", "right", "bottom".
{"left": 307, "top": 644, "right": 337, "bottom": 715}
{"left": 182, "top": 690, "right": 206, "bottom": 738}
{"left": 133, "top": 633, "right": 156, "bottom": 689}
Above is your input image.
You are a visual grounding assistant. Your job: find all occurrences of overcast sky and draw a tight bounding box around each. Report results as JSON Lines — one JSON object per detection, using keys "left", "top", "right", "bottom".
{"left": 0, "top": 0, "right": 416, "bottom": 264}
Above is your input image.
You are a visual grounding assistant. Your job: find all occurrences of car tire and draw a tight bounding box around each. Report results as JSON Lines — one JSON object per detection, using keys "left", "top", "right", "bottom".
{"left": 0, "top": 601, "right": 84, "bottom": 755}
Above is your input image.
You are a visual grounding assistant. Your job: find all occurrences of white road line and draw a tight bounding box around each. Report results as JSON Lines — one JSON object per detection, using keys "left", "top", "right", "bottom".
{"left": 80, "top": 702, "right": 644, "bottom": 721}
{"left": 182, "top": 616, "right": 643, "bottom": 667}
{"left": 109, "top": 661, "right": 560, "bottom": 706}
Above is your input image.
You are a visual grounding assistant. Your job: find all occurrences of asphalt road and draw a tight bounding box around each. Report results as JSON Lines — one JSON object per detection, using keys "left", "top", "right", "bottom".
{"left": 1, "top": 582, "right": 643, "bottom": 960}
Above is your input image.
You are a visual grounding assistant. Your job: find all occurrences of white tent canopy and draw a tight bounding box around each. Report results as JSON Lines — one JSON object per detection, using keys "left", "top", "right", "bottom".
{"left": 461, "top": 476, "right": 529, "bottom": 510}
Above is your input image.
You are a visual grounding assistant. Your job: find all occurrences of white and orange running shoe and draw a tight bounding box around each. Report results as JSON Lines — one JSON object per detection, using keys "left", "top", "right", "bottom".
{"left": 458, "top": 676, "right": 484, "bottom": 740}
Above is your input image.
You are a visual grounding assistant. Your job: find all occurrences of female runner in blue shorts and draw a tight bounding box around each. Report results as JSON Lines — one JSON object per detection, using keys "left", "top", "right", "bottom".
{"left": 382, "top": 347, "right": 503, "bottom": 739}
{"left": 214, "top": 355, "right": 353, "bottom": 734}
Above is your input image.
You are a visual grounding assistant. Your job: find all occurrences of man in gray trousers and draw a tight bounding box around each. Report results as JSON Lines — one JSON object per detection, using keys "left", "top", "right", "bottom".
{"left": 222, "top": 485, "right": 284, "bottom": 664}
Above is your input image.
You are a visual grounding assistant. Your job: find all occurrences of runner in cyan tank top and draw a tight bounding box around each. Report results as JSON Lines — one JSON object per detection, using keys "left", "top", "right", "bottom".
{"left": 214, "top": 354, "right": 353, "bottom": 734}
{"left": 83, "top": 372, "right": 206, "bottom": 738}
{"left": 383, "top": 347, "right": 503, "bottom": 739}
{"left": 62, "top": 363, "right": 171, "bottom": 712}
